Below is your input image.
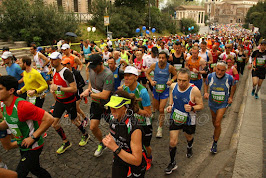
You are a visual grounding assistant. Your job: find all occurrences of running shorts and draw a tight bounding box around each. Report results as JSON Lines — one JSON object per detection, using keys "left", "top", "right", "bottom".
{"left": 53, "top": 101, "right": 77, "bottom": 120}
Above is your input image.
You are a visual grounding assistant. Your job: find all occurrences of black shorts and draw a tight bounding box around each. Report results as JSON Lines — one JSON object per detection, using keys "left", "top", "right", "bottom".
{"left": 202, "top": 73, "right": 208, "bottom": 79}
{"left": 84, "top": 60, "right": 90, "bottom": 64}
{"left": 142, "top": 125, "right": 153, "bottom": 147}
{"left": 90, "top": 102, "right": 110, "bottom": 121}
{"left": 137, "top": 77, "right": 147, "bottom": 85}
{"left": 252, "top": 69, "right": 266, "bottom": 79}
{"left": 169, "top": 120, "right": 196, "bottom": 135}
{"left": 53, "top": 101, "right": 77, "bottom": 120}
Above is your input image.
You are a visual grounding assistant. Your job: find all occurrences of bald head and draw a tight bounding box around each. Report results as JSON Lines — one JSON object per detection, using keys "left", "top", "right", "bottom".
{"left": 113, "top": 51, "right": 120, "bottom": 60}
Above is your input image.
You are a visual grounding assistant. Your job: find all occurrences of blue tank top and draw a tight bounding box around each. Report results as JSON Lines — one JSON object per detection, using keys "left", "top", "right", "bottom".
{"left": 154, "top": 62, "right": 170, "bottom": 84}
{"left": 171, "top": 84, "right": 196, "bottom": 125}
{"left": 83, "top": 46, "right": 91, "bottom": 55}
{"left": 207, "top": 72, "right": 234, "bottom": 105}
{"left": 113, "top": 67, "right": 121, "bottom": 91}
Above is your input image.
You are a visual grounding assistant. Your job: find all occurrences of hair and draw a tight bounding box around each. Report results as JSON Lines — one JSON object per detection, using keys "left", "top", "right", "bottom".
{"left": 226, "top": 54, "right": 234, "bottom": 61}
{"left": 217, "top": 61, "right": 228, "bottom": 69}
{"left": 135, "top": 51, "right": 142, "bottom": 55}
{"left": 201, "top": 41, "right": 207, "bottom": 45}
{"left": 175, "top": 42, "right": 181, "bottom": 46}
{"left": 158, "top": 51, "right": 169, "bottom": 59}
{"left": 108, "top": 57, "right": 115, "bottom": 63}
{"left": 30, "top": 44, "right": 37, "bottom": 50}
{"left": 191, "top": 46, "right": 199, "bottom": 51}
{"left": 0, "top": 75, "right": 18, "bottom": 93}
{"left": 151, "top": 47, "right": 159, "bottom": 57}
{"left": 22, "top": 56, "right": 32, "bottom": 66}
{"left": 177, "top": 68, "right": 191, "bottom": 80}
{"left": 114, "top": 90, "right": 141, "bottom": 114}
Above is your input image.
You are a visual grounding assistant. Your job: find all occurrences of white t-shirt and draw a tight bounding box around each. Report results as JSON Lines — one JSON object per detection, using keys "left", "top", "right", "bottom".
{"left": 219, "top": 52, "right": 236, "bottom": 60}
{"left": 143, "top": 54, "right": 158, "bottom": 68}
{"left": 34, "top": 52, "right": 48, "bottom": 73}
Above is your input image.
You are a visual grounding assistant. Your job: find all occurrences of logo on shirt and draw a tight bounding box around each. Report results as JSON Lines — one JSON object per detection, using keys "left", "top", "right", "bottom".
{"left": 174, "top": 96, "right": 177, "bottom": 100}
{"left": 10, "top": 117, "right": 18, "bottom": 123}
{"left": 106, "top": 80, "right": 112, "bottom": 84}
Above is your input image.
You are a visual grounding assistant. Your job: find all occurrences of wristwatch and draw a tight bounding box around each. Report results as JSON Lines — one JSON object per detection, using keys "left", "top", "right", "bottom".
{"left": 30, "top": 134, "right": 40, "bottom": 141}
{"left": 191, "top": 106, "right": 195, "bottom": 112}
{"left": 88, "top": 92, "right": 92, "bottom": 97}
{"left": 57, "top": 86, "right": 61, "bottom": 91}
{"left": 114, "top": 147, "right": 122, "bottom": 155}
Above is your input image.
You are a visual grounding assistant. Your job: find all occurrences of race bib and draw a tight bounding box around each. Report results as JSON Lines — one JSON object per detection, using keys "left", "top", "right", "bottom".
{"left": 29, "top": 96, "right": 37, "bottom": 105}
{"left": 150, "top": 71, "right": 154, "bottom": 79}
{"left": 172, "top": 109, "right": 188, "bottom": 124}
{"left": 237, "top": 57, "right": 243, "bottom": 62}
{"left": 256, "top": 57, "right": 265, "bottom": 66}
{"left": 92, "top": 88, "right": 101, "bottom": 103}
{"left": 211, "top": 63, "right": 217, "bottom": 68}
{"left": 155, "top": 84, "right": 166, "bottom": 93}
{"left": 174, "top": 64, "right": 182, "bottom": 71}
{"left": 211, "top": 91, "right": 225, "bottom": 104}
{"left": 191, "top": 72, "right": 198, "bottom": 79}
{"left": 55, "top": 90, "right": 66, "bottom": 99}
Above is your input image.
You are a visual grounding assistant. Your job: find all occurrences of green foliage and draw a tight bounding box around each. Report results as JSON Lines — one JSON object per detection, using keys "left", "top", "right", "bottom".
{"left": 0, "top": 0, "right": 79, "bottom": 45}
{"left": 89, "top": 0, "right": 179, "bottom": 38}
{"left": 244, "top": 1, "right": 266, "bottom": 37}
{"left": 180, "top": 18, "right": 199, "bottom": 35}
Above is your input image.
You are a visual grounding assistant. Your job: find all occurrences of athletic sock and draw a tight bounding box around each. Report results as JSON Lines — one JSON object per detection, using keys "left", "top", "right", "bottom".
{"left": 187, "top": 138, "right": 194, "bottom": 148}
{"left": 56, "top": 127, "right": 67, "bottom": 140}
{"left": 255, "top": 86, "right": 261, "bottom": 94}
{"left": 169, "top": 146, "right": 177, "bottom": 163}
{"left": 78, "top": 124, "right": 86, "bottom": 134}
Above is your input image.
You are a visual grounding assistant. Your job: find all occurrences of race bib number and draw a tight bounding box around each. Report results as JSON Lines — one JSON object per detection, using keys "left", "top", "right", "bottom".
{"left": 211, "top": 91, "right": 225, "bottom": 104}
{"left": 172, "top": 109, "right": 188, "bottom": 124}
{"left": 155, "top": 84, "right": 166, "bottom": 93}
{"left": 237, "top": 57, "right": 243, "bottom": 62}
{"left": 92, "top": 88, "right": 101, "bottom": 103}
{"left": 211, "top": 63, "right": 217, "bottom": 68}
{"left": 29, "top": 96, "right": 37, "bottom": 105}
{"left": 174, "top": 64, "right": 182, "bottom": 71}
{"left": 256, "top": 57, "right": 265, "bottom": 66}
{"left": 55, "top": 87, "right": 66, "bottom": 98}
{"left": 191, "top": 72, "right": 198, "bottom": 79}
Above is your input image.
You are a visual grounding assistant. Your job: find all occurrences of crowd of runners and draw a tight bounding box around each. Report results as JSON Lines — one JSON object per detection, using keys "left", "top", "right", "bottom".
{"left": 0, "top": 24, "right": 265, "bottom": 177}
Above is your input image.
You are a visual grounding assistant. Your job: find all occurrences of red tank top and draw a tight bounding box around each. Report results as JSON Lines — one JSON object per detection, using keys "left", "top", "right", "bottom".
{"left": 211, "top": 50, "right": 218, "bottom": 63}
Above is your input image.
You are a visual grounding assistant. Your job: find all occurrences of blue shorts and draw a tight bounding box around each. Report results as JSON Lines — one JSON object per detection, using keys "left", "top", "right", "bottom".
{"left": 209, "top": 102, "right": 229, "bottom": 113}
{"left": 0, "top": 130, "right": 7, "bottom": 139}
{"left": 190, "top": 79, "right": 202, "bottom": 90}
{"left": 41, "top": 72, "right": 51, "bottom": 81}
{"left": 153, "top": 86, "right": 169, "bottom": 100}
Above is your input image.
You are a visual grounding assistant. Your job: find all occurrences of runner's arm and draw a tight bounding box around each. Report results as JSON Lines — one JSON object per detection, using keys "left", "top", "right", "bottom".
{"left": 145, "top": 63, "right": 155, "bottom": 83}
{"left": 0, "top": 168, "right": 17, "bottom": 178}
{"left": 199, "top": 58, "right": 207, "bottom": 74}
{"left": 74, "top": 55, "right": 83, "bottom": 71}
{"left": 229, "top": 84, "right": 236, "bottom": 100}
{"left": 208, "top": 51, "right": 213, "bottom": 64}
{"left": 169, "top": 65, "right": 177, "bottom": 82}
{"left": 36, "top": 73, "right": 48, "bottom": 93}
{"left": 0, "top": 120, "right": 8, "bottom": 131}
{"left": 90, "top": 90, "right": 111, "bottom": 100}
{"left": 60, "top": 82, "right": 77, "bottom": 93}
{"left": 39, "top": 53, "right": 49, "bottom": 68}
{"left": 137, "top": 106, "right": 151, "bottom": 118}
{"left": 192, "top": 87, "right": 204, "bottom": 111}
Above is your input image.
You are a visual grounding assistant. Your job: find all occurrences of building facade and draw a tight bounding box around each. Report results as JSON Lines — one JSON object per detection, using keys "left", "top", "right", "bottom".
{"left": 174, "top": 5, "right": 205, "bottom": 26}
{"left": 205, "top": 0, "right": 258, "bottom": 24}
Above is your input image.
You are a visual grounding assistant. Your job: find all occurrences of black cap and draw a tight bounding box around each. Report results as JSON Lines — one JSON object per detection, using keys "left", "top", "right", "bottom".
{"left": 260, "top": 39, "right": 266, "bottom": 45}
{"left": 88, "top": 54, "right": 103, "bottom": 69}
{"left": 2, "top": 46, "right": 9, "bottom": 51}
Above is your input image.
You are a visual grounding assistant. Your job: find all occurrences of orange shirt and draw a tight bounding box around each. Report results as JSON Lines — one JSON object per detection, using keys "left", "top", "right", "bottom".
{"left": 63, "top": 55, "right": 76, "bottom": 69}
{"left": 187, "top": 56, "right": 202, "bottom": 80}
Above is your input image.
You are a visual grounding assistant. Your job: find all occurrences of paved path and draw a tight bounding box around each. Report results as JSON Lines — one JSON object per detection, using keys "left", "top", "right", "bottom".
{"left": 0, "top": 66, "right": 256, "bottom": 177}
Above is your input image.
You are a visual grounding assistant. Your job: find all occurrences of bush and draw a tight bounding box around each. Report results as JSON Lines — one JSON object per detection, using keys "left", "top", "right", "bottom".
{"left": 180, "top": 18, "right": 199, "bottom": 35}
{"left": 0, "top": 0, "right": 79, "bottom": 45}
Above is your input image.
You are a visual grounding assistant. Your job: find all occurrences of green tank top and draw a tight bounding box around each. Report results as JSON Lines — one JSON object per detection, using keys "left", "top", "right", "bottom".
{"left": 123, "top": 84, "right": 151, "bottom": 126}
{"left": 121, "top": 51, "right": 129, "bottom": 64}
{"left": 3, "top": 97, "right": 44, "bottom": 151}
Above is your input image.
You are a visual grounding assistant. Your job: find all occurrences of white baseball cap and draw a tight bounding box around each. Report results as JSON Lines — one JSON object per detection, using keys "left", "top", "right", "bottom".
{"left": 61, "top": 44, "right": 70, "bottom": 50}
{"left": 1, "top": 51, "right": 13, "bottom": 59}
{"left": 49, "top": 52, "right": 62, "bottom": 60}
{"left": 124, "top": 66, "right": 139, "bottom": 76}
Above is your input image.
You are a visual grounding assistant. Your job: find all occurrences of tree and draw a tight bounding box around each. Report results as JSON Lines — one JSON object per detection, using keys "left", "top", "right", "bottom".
{"left": 180, "top": 18, "right": 199, "bottom": 35}
{"left": 0, "top": 0, "right": 79, "bottom": 45}
{"left": 114, "top": 0, "right": 146, "bottom": 11}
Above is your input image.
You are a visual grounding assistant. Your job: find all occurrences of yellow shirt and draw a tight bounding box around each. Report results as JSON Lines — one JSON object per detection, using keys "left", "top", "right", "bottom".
{"left": 21, "top": 68, "right": 48, "bottom": 95}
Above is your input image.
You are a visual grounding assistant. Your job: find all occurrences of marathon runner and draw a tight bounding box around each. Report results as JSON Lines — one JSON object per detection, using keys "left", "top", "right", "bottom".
{"left": 80, "top": 54, "right": 114, "bottom": 157}
{"left": 146, "top": 51, "right": 177, "bottom": 138}
{"left": 108, "top": 58, "right": 124, "bottom": 91}
{"left": 103, "top": 90, "right": 147, "bottom": 178}
{"left": 236, "top": 45, "right": 247, "bottom": 75}
{"left": 249, "top": 40, "right": 266, "bottom": 99}
{"left": 121, "top": 66, "right": 153, "bottom": 170}
{"left": 185, "top": 46, "right": 206, "bottom": 90}
{"left": 81, "top": 40, "right": 92, "bottom": 84}
{"left": 168, "top": 42, "right": 187, "bottom": 75}
{"left": 0, "top": 75, "right": 54, "bottom": 177}
{"left": 1, "top": 51, "right": 26, "bottom": 99}
{"left": 61, "top": 44, "right": 83, "bottom": 71}
{"left": 198, "top": 41, "right": 213, "bottom": 83}
{"left": 204, "top": 61, "right": 236, "bottom": 154}
{"left": 50, "top": 52, "right": 89, "bottom": 154}
{"left": 165, "top": 68, "right": 203, "bottom": 174}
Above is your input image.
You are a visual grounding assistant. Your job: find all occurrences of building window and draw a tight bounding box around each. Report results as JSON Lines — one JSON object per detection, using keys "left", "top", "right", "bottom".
{"left": 57, "top": 0, "right": 62, "bottom": 8}
{"left": 74, "top": 0, "right": 78, "bottom": 12}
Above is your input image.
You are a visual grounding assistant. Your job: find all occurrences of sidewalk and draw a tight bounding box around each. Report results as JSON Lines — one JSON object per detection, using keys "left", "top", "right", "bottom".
{"left": 232, "top": 73, "right": 264, "bottom": 178}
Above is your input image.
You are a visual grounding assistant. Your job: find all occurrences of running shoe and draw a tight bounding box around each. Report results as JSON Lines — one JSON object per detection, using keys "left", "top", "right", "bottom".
{"left": 210, "top": 142, "right": 217, "bottom": 154}
{"left": 50, "top": 105, "right": 55, "bottom": 109}
{"left": 186, "top": 146, "right": 193, "bottom": 158}
{"left": 146, "top": 162, "right": 151, "bottom": 171}
{"left": 94, "top": 143, "right": 106, "bottom": 157}
{"left": 84, "top": 97, "right": 88, "bottom": 104}
{"left": 156, "top": 127, "right": 163, "bottom": 138}
{"left": 82, "top": 117, "right": 89, "bottom": 127}
{"left": 56, "top": 142, "right": 72, "bottom": 154}
{"left": 79, "top": 134, "right": 90, "bottom": 146}
{"left": 255, "top": 93, "right": 259, "bottom": 99}
{"left": 165, "top": 161, "right": 178, "bottom": 175}
{"left": 64, "top": 113, "right": 69, "bottom": 118}
{"left": 49, "top": 109, "right": 54, "bottom": 115}
{"left": 251, "top": 89, "right": 255, "bottom": 96}
{"left": 127, "top": 167, "right": 132, "bottom": 177}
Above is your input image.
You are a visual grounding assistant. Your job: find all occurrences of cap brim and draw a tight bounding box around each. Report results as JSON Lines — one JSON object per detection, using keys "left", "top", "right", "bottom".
{"left": 124, "top": 72, "right": 138, "bottom": 76}
{"left": 104, "top": 96, "right": 131, "bottom": 109}
{"left": 88, "top": 63, "right": 98, "bottom": 69}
